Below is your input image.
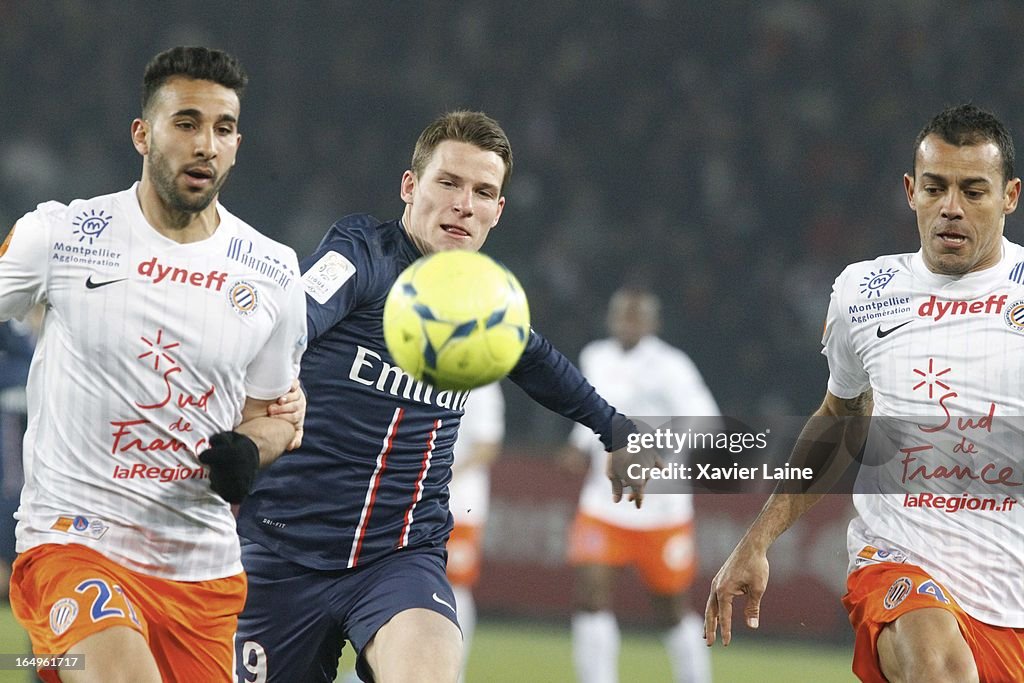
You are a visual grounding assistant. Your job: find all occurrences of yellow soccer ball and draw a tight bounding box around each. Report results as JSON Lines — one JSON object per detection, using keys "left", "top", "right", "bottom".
{"left": 383, "top": 250, "right": 530, "bottom": 391}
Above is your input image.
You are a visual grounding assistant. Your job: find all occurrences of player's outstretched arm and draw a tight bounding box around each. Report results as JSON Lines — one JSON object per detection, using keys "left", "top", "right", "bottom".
{"left": 236, "top": 395, "right": 299, "bottom": 466}
{"left": 266, "top": 378, "right": 306, "bottom": 450}
{"left": 704, "top": 491, "right": 816, "bottom": 646}
{"left": 704, "top": 389, "right": 872, "bottom": 646}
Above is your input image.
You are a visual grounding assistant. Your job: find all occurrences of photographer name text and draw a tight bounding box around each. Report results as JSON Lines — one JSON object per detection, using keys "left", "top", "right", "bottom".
{"left": 627, "top": 462, "right": 813, "bottom": 481}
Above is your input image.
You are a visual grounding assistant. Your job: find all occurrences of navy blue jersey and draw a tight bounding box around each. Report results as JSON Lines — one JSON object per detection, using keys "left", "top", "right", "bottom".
{"left": 237, "top": 214, "right": 631, "bottom": 570}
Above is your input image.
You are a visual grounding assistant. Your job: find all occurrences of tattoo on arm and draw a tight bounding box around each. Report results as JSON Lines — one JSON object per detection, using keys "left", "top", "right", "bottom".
{"left": 843, "top": 390, "right": 872, "bottom": 415}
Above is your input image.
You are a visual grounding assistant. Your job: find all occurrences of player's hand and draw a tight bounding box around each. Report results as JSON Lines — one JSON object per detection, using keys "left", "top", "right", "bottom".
{"left": 704, "top": 540, "right": 770, "bottom": 646}
{"left": 199, "top": 431, "right": 260, "bottom": 504}
{"left": 267, "top": 379, "right": 305, "bottom": 451}
{"left": 605, "top": 446, "right": 664, "bottom": 509}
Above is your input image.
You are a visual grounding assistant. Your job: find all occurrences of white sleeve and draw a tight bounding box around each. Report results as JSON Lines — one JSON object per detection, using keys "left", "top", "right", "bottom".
{"left": 669, "top": 352, "right": 720, "bottom": 417}
{"left": 244, "top": 251, "right": 308, "bottom": 399}
{"left": 0, "top": 212, "right": 49, "bottom": 321}
{"left": 568, "top": 344, "right": 602, "bottom": 450}
{"left": 568, "top": 421, "right": 597, "bottom": 450}
{"left": 823, "top": 271, "right": 870, "bottom": 399}
{"left": 460, "top": 382, "right": 505, "bottom": 444}
{"left": 666, "top": 351, "right": 723, "bottom": 433}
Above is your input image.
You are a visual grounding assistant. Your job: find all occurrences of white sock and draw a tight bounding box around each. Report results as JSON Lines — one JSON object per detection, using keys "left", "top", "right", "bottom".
{"left": 571, "top": 611, "right": 620, "bottom": 683}
{"left": 664, "top": 612, "right": 712, "bottom": 683}
{"left": 452, "top": 584, "right": 476, "bottom": 681}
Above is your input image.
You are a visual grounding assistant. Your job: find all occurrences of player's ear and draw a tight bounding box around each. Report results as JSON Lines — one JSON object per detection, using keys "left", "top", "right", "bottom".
{"left": 400, "top": 170, "right": 416, "bottom": 204}
{"left": 131, "top": 119, "right": 150, "bottom": 156}
{"left": 903, "top": 173, "right": 916, "bottom": 210}
{"left": 1004, "top": 177, "right": 1021, "bottom": 215}
{"left": 491, "top": 196, "right": 506, "bottom": 227}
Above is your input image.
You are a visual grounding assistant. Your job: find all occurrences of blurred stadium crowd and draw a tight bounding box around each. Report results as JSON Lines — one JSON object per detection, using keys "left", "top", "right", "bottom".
{"left": 4, "top": 1, "right": 1024, "bottom": 444}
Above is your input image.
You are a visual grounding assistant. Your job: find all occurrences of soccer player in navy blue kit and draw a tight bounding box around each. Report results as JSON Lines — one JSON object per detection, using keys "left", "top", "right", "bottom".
{"left": 235, "top": 111, "right": 653, "bottom": 683}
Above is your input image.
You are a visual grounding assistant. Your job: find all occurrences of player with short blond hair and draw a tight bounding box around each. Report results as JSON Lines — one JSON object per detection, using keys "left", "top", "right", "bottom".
{"left": 234, "top": 111, "right": 654, "bottom": 683}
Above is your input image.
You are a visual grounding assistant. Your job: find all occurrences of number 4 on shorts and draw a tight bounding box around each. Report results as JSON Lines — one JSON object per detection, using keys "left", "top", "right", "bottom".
{"left": 916, "top": 579, "right": 950, "bottom": 604}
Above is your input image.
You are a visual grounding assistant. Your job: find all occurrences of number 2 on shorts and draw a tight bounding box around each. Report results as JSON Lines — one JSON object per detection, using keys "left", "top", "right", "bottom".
{"left": 75, "top": 578, "right": 141, "bottom": 625}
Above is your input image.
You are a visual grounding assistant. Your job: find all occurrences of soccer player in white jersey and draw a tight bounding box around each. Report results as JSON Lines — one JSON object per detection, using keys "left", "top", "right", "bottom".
{"left": 0, "top": 47, "right": 307, "bottom": 682}
{"left": 447, "top": 381, "right": 504, "bottom": 681}
{"left": 705, "top": 104, "right": 1024, "bottom": 681}
{"left": 563, "top": 288, "right": 718, "bottom": 683}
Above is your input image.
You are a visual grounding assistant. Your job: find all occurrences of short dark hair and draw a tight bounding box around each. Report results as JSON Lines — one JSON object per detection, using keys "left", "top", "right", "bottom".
{"left": 141, "top": 46, "right": 248, "bottom": 115}
{"left": 411, "top": 111, "right": 513, "bottom": 192}
{"left": 914, "top": 103, "right": 1015, "bottom": 182}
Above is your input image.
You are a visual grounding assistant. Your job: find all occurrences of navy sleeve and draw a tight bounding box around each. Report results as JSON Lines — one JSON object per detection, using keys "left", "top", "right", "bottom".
{"left": 301, "top": 214, "right": 382, "bottom": 342}
{"left": 0, "top": 322, "right": 33, "bottom": 390}
{"left": 507, "top": 329, "right": 635, "bottom": 451}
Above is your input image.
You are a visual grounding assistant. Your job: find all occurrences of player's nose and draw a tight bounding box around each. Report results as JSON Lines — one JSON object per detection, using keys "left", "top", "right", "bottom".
{"left": 452, "top": 187, "right": 474, "bottom": 215}
{"left": 194, "top": 125, "right": 217, "bottom": 159}
{"left": 940, "top": 190, "right": 965, "bottom": 219}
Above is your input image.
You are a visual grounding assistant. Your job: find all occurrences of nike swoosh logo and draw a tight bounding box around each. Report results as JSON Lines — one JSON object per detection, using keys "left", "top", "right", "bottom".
{"left": 431, "top": 592, "right": 456, "bottom": 614}
{"left": 85, "top": 276, "right": 127, "bottom": 289}
{"left": 876, "top": 320, "right": 913, "bottom": 338}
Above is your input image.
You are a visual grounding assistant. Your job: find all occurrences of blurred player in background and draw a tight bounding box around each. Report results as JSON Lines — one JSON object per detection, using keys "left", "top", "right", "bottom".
{"left": 705, "top": 104, "right": 1024, "bottom": 681}
{"left": 235, "top": 110, "right": 656, "bottom": 683}
{"left": 563, "top": 288, "right": 717, "bottom": 683}
{"left": 0, "top": 46, "right": 306, "bottom": 681}
{"left": 447, "top": 381, "right": 505, "bottom": 681}
{"left": 0, "top": 307, "right": 41, "bottom": 599}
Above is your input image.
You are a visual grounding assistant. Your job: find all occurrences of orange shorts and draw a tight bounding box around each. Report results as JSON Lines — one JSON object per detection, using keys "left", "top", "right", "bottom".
{"left": 567, "top": 513, "right": 695, "bottom": 595}
{"left": 10, "top": 543, "right": 246, "bottom": 683}
{"left": 843, "top": 562, "right": 1024, "bottom": 683}
{"left": 447, "top": 522, "right": 484, "bottom": 587}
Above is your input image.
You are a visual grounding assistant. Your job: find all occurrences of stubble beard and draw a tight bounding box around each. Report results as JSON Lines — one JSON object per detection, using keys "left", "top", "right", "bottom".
{"left": 148, "top": 146, "right": 229, "bottom": 216}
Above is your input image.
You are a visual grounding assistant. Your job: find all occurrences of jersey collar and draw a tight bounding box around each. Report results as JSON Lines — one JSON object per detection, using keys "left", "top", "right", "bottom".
{"left": 910, "top": 238, "right": 1012, "bottom": 294}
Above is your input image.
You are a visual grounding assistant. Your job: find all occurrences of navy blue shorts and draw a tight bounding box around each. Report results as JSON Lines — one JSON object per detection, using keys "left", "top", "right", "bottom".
{"left": 235, "top": 538, "right": 459, "bottom": 683}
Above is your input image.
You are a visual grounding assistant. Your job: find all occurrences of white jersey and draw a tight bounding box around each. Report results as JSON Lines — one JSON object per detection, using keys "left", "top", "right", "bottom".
{"left": 0, "top": 185, "right": 306, "bottom": 581}
{"left": 449, "top": 382, "right": 504, "bottom": 526}
{"left": 824, "top": 238, "right": 1024, "bottom": 626}
{"left": 571, "top": 336, "right": 720, "bottom": 529}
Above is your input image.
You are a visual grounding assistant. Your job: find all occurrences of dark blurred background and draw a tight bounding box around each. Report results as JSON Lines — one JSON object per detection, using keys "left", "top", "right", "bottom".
{"left": 4, "top": 1, "right": 1023, "bottom": 446}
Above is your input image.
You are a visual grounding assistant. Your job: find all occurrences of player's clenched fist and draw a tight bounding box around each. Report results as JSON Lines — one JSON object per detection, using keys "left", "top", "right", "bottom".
{"left": 200, "top": 431, "right": 260, "bottom": 504}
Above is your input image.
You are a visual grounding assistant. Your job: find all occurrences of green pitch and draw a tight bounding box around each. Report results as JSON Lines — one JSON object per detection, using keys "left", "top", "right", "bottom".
{"left": 338, "top": 617, "right": 855, "bottom": 682}
{"left": 461, "top": 620, "right": 857, "bottom": 682}
{"left": 0, "top": 604, "right": 855, "bottom": 682}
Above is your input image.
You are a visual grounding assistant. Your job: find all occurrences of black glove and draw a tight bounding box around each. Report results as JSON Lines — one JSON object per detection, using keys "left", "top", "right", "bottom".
{"left": 199, "top": 431, "right": 260, "bottom": 504}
